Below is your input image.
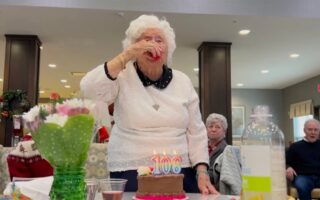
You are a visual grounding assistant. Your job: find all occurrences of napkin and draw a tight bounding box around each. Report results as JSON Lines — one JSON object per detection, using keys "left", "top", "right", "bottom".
{"left": 4, "top": 176, "right": 53, "bottom": 200}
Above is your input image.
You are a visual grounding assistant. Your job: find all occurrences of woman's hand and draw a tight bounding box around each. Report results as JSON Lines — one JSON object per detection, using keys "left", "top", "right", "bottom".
{"left": 124, "top": 40, "right": 163, "bottom": 61}
{"left": 197, "top": 172, "right": 219, "bottom": 195}
{"left": 196, "top": 165, "right": 219, "bottom": 195}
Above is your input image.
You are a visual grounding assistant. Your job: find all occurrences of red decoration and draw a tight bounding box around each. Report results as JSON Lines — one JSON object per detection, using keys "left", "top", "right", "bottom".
{"left": 6, "top": 135, "right": 53, "bottom": 180}
{"left": 318, "top": 83, "right": 320, "bottom": 93}
{"left": 50, "top": 92, "right": 60, "bottom": 101}
{"left": 98, "top": 126, "right": 109, "bottom": 143}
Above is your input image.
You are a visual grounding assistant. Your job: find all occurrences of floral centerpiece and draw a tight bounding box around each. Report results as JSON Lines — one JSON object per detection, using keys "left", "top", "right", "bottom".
{"left": 23, "top": 98, "right": 95, "bottom": 200}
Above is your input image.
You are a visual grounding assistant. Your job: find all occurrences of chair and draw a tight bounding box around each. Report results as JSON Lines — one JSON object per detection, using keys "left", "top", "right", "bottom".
{"left": 289, "top": 186, "right": 320, "bottom": 199}
{"left": 85, "top": 143, "right": 109, "bottom": 179}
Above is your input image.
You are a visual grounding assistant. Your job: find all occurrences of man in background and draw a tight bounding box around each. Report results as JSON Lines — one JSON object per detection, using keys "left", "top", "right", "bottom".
{"left": 286, "top": 119, "right": 320, "bottom": 200}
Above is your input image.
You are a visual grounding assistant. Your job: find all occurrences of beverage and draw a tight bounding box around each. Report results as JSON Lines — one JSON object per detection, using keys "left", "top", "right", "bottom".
{"left": 102, "top": 191, "right": 123, "bottom": 200}
{"left": 241, "top": 105, "right": 287, "bottom": 200}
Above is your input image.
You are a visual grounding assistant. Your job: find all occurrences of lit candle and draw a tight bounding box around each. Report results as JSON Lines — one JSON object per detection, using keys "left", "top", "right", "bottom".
{"left": 171, "top": 150, "right": 182, "bottom": 174}
{"left": 161, "top": 151, "right": 172, "bottom": 174}
{"left": 151, "top": 150, "right": 161, "bottom": 175}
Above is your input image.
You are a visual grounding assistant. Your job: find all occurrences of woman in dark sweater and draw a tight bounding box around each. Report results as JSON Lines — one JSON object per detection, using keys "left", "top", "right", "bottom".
{"left": 206, "top": 113, "right": 228, "bottom": 188}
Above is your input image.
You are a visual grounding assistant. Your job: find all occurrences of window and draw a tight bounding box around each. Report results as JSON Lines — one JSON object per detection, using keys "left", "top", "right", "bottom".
{"left": 293, "top": 115, "right": 313, "bottom": 142}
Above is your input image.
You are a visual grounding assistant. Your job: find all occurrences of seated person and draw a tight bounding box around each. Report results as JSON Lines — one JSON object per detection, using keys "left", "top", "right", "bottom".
{"left": 286, "top": 119, "right": 320, "bottom": 200}
{"left": 206, "top": 113, "right": 228, "bottom": 188}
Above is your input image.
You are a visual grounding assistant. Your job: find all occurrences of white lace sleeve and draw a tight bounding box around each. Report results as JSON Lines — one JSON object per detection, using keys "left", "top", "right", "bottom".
{"left": 80, "top": 64, "right": 119, "bottom": 105}
{"left": 185, "top": 78, "right": 209, "bottom": 166}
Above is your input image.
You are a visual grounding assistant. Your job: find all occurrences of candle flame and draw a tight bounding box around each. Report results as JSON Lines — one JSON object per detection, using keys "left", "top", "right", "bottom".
{"left": 173, "top": 150, "right": 177, "bottom": 155}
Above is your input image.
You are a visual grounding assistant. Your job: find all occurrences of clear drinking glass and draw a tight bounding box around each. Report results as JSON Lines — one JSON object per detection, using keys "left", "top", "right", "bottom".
{"left": 99, "top": 178, "right": 127, "bottom": 200}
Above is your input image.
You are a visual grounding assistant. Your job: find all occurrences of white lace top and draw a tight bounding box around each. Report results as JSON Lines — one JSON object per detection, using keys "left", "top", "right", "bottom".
{"left": 80, "top": 62, "right": 209, "bottom": 171}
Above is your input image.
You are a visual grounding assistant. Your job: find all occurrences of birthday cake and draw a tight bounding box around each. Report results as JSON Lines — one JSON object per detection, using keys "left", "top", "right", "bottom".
{"left": 135, "top": 167, "right": 186, "bottom": 200}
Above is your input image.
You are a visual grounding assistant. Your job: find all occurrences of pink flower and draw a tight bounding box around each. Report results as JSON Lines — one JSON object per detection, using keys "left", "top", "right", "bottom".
{"left": 56, "top": 104, "right": 90, "bottom": 116}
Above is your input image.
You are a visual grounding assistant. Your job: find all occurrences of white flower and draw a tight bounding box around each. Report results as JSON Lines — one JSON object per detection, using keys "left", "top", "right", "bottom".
{"left": 22, "top": 106, "right": 40, "bottom": 122}
{"left": 45, "top": 113, "right": 68, "bottom": 127}
{"left": 137, "top": 166, "right": 152, "bottom": 176}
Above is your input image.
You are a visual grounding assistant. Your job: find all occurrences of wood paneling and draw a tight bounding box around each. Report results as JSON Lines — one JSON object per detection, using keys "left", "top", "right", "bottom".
{"left": 198, "top": 42, "right": 232, "bottom": 144}
{"left": 0, "top": 35, "right": 41, "bottom": 146}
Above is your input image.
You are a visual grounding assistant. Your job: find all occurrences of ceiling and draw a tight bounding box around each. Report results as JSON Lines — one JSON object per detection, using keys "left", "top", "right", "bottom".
{"left": 1, "top": 1, "right": 320, "bottom": 98}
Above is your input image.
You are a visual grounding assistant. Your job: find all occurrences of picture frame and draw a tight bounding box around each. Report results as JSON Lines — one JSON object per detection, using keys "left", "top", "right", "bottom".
{"left": 232, "top": 106, "right": 245, "bottom": 138}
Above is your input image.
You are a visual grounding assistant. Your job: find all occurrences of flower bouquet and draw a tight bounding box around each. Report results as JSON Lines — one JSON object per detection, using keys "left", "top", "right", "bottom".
{"left": 23, "top": 98, "right": 95, "bottom": 200}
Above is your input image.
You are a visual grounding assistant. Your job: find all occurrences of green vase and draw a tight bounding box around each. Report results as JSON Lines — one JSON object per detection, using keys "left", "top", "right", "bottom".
{"left": 50, "top": 167, "right": 86, "bottom": 200}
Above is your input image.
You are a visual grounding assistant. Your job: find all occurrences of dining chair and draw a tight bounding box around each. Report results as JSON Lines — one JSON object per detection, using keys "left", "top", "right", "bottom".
{"left": 289, "top": 186, "right": 320, "bottom": 199}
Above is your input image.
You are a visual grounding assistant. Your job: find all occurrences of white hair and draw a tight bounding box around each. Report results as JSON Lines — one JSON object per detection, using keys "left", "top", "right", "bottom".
{"left": 122, "top": 14, "right": 176, "bottom": 66}
{"left": 206, "top": 113, "right": 228, "bottom": 130}
{"left": 304, "top": 118, "right": 320, "bottom": 129}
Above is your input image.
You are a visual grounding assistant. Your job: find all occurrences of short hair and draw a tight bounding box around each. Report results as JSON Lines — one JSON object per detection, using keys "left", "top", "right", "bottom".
{"left": 304, "top": 118, "right": 320, "bottom": 129}
{"left": 122, "top": 14, "right": 176, "bottom": 66}
{"left": 206, "top": 113, "right": 228, "bottom": 130}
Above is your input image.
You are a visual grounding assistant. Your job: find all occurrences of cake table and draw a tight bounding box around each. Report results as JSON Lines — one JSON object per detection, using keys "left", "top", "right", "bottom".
{"left": 95, "top": 192, "right": 240, "bottom": 200}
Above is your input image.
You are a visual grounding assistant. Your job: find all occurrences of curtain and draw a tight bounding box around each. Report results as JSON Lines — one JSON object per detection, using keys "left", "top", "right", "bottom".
{"left": 289, "top": 99, "right": 313, "bottom": 119}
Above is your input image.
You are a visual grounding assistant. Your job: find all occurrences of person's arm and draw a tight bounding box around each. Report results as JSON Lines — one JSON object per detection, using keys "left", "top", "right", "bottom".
{"left": 285, "top": 146, "right": 297, "bottom": 181}
{"left": 183, "top": 78, "right": 218, "bottom": 194}
{"left": 107, "top": 40, "right": 163, "bottom": 79}
{"left": 196, "top": 164, "right": 219, "bottom": 194}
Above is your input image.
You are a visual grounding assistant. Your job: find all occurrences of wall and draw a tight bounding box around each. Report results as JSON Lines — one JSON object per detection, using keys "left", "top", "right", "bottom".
{"left": 232, "top": 88, "right": 284, "bottom": 136}
{"left": 282, "top": 74, "right": 320, "bottom": 144}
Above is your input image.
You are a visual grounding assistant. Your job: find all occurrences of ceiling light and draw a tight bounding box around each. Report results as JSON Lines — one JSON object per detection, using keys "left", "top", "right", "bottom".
{"left": 70, "top": 72, "right": 86, "bottom": 77}
{"left": 237, "top": 83, "right": 244, "bottom": 87}
{"left": 60, "top": 79, "right": 67, "bottom": 83}
{"left": 261, "top": 70, "right": 269, "bottom": 74}
{"left": 64, "top": 85, "right": 71, "bottom": 88}
{"left": 290, "top": 53, "right": 300, "bottom": 58}
{"left": 117, "top": 12, "right": 125, "bottom": 17}
{"left": 39, "top": 90, "right": 45, "bottom": 94}
{"left": 48, "top": 64, "right": 57, "bottom": 68}
{"left": 238, "top": 29, "right": 251, "bottom": 35}
{"left": 193, "top": 68, "right": 199, "bottom": 72}
{"left": 0, "top": 78, "right": 3, "bottom": 82}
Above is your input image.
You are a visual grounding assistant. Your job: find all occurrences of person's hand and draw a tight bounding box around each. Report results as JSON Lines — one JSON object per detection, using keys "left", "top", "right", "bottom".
{"left": 286, "top": 167, "right": 297, "bottom": 181}
{"left": 197, "top": 172, "right": 219, "bottom": 195}
{"left": 123, "top": 40, "right": 164, "bottom": 61}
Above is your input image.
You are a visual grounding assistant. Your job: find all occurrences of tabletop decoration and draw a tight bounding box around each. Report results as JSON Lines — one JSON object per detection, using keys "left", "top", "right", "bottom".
{"left": 23, "top": 98, "right": 95, "bottom": 200}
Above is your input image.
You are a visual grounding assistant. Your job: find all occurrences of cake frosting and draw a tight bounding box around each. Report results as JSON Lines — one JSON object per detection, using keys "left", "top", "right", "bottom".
{"left": 136, "top": 167, "right": 186, "bottom": 200}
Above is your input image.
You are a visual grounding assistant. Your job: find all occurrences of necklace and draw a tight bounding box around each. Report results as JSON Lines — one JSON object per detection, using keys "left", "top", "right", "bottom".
{"left": 148, "top": 90, "right": 160, "bottom": 111}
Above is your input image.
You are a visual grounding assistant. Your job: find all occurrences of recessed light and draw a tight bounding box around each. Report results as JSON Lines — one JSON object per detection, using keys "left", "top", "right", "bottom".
{"left": 290, "top": 53, "right": 300, "bottom": 58}
{"left": 261, "top": 70, "right": 269, "bottom": 74}
{"left": 238, "top": 29, "right": 251, "bottom": 35}
{"left": 70, "top": 72, "right": 86, "bottom": 77}
{"left": 0, "top": 78, "right": 3, "bottom": 82}
{"left": 117, "top": 12, "right": 125, "bottom": 17}
{"left": 237, "top": 83, "right": 244, "bottom": 87}
{"left": 60, "top": 79, "right": 67, "bottom": 83}
{"left": 64, "top": 85, "right": 71, "bottom": 88}
{"left": 193, "top": 68, "right": 199, "bottom": 72}
{"left": 39, "top": 90, "right": 45, "bottom": 94}
{"left": 48, "top": 64, "right": 57, "bottom": 68}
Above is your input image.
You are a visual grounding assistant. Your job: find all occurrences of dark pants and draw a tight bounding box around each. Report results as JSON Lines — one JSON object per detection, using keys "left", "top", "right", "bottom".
{"left": 110, "top": 167, "right": 199, "bottom": 193}
{"left": 293, "top": 175, "right": 320, "bottom": 200}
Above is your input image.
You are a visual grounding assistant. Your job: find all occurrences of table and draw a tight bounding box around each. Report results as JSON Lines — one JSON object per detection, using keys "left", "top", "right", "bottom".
{"left": 95, "top": 192, "right": 240, "bottom": 200}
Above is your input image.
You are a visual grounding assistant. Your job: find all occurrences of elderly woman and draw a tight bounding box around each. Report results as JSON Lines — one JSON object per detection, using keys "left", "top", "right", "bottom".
{"left": 81, "top": 15, "right": 217, "bottom": 194}
{"left": 206, "top": 113, "right": 228, "bottom": 187}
